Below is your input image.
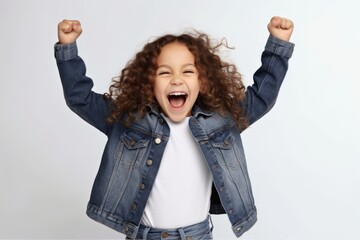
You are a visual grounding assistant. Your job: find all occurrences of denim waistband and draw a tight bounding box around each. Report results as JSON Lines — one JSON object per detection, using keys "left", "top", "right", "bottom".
{"left": 131, "top": 216, "right": 213, "bottom": 240}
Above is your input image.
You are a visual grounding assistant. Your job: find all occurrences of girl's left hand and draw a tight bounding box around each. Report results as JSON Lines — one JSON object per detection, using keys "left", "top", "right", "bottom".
{"left": 267, "top": 16, "right": 294, "bottom": 42}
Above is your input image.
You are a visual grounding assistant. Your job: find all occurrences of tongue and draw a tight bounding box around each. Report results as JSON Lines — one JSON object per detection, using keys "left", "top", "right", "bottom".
{"left": 169, "top": 96, "right": 185, "bottom": 108}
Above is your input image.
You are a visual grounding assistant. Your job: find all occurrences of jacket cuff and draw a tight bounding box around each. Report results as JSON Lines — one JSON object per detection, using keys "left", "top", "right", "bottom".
{"left": 54, "top": 42, "right": 78, "bottom": 61}
{"left": 265, "top": 35, "right": 295, "bottom": 59}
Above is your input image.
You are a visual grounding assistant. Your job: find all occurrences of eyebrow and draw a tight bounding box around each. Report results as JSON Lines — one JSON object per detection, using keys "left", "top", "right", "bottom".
{"left": 157, "top": 63, "right": 196, "bottom": 69}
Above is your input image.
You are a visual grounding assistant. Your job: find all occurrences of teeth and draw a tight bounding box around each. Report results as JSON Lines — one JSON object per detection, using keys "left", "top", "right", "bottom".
{"left": 169, "top": 92, "right": 186, "bottom": 96}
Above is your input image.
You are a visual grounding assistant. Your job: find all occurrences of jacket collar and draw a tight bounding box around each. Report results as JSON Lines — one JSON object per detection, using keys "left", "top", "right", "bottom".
{"left": 146, "top": 104, "right": 212, "bottom": 119}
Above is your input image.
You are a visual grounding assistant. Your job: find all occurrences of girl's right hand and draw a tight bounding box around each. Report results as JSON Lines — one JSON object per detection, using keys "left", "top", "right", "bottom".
{"left": 57, "top": 19, "right": 82, "bottom": 44}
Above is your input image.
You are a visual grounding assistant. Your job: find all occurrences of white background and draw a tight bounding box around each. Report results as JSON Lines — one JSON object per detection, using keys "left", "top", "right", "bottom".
{"left": 1, "top": 0, "right": 359, "bottom": 239}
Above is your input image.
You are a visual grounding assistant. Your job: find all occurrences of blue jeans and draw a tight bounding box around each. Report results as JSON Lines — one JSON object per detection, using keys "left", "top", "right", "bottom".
{"left": 126, "top": 216, "right": 213, "bottom": 240}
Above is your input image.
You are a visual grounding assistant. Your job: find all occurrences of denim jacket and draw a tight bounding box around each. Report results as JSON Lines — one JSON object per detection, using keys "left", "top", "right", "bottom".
{"left": 55, "top": 35, "right": 294, "bottom": 238}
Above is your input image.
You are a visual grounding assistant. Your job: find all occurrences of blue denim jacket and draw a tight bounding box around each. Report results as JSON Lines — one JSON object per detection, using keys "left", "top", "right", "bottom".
{"left": 55, "top": 35, "right": 294, "bottom": 238}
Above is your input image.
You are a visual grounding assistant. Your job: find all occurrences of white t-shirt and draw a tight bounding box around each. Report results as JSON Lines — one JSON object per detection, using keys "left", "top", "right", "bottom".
{"left": 141, "top": 117, "right": 213, "bottom": 229}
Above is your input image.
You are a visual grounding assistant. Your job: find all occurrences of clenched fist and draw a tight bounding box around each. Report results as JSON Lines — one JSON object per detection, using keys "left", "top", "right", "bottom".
{"left": 267, "top": 16, "right": 294, "bottom": 42}
{"left": 57, "top": 20, "right": 82, "bottom": 44}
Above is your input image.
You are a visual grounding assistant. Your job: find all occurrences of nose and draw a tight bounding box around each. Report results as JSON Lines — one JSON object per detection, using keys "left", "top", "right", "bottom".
{"left": 170, "top": 75, "right": 183, "bottom": 85}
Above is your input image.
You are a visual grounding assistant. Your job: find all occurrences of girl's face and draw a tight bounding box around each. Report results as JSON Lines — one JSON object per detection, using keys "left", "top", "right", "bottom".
{"left": 153, "top": 42, "right": 201, "bottom": 122}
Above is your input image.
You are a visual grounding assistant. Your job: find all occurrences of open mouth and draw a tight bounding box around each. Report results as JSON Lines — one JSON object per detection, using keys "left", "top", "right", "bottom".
{"left": 167, "top": 92, "right": 188, "bottom": 109}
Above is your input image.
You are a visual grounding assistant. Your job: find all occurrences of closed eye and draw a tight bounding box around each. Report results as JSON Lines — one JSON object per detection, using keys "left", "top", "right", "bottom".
{"left": 183, "top": 70, "right": 194, "bottom": 74}
{"left": 158, "top": 71, "right": 170, "bottom": 75}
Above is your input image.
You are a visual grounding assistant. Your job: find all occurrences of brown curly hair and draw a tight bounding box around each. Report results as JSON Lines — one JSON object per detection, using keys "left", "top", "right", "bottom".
{"left": 105, "top": 32, "right": 248, "bottom": 130}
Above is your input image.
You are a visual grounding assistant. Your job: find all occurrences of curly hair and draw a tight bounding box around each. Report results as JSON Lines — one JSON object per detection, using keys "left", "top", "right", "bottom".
{"left": 105, "top": 32, "right": 248, "bottom": 129}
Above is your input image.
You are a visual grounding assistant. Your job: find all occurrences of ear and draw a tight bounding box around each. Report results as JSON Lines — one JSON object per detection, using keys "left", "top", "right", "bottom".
{"left": 148, "top": 74, "right": 155, "bottom": 83}
{"left": 199, "top": 78, "right": 209, "bottom": 94}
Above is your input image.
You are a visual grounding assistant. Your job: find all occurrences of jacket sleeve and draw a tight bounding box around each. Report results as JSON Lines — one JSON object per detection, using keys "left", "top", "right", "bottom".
{"left": 54, "top": 42, "right": 112, "bottom": 135}
{"left": 242, "top": 35, "right": 295, "bottom": 126}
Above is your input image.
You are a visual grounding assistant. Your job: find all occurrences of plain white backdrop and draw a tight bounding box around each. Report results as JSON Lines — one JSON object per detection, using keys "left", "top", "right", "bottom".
{"left": 1, "top": 0, "right": 359, "bottom": 239}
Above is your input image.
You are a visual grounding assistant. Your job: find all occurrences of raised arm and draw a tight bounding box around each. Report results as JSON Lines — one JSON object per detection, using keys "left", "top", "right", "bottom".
{"left": 242, "top": 17, "right": 295, "bottom": 126}
{"left": 55, "top": 20, "right": 111, "bottom": 135}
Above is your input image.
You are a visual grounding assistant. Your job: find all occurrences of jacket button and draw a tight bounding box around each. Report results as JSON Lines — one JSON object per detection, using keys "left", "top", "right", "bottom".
{"left": 224, "top": 139, "right": 229, "bottom": 145}
{"left": 161, "top": 232, "right": 168, "bottom": 238}
{"left": 140, "top": 183, "right": 145, "bottom": 190}
{"left": 146, "top": 159, "right": 153, "bottom": 166}
{"left": 131, "top": 203, "right": 137, "bottom": 210}
{"left": 236, "top": 226, "right": 242, "bottom": 232}
{"left": 124, "top": 226, "right": 129, "bottom": 232}
{"left": 154, "top": 137, "right": 161, "bottom": 144}
{"left": 159, "top": 118, "right": 164, "bottom": 124}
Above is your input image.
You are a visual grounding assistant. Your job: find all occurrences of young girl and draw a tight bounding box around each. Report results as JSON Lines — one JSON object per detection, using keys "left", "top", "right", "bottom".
{"left": 55, "top": 17, "right": 294, "bottom": 239}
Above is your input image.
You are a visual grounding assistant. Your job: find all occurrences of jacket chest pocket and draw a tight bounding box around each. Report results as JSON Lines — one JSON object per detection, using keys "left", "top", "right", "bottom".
{"left": 115, "top": 130, "right": 150, "bottom": 168}
{"left": 210, "top": 130, "right": 240, "bottom": 168}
